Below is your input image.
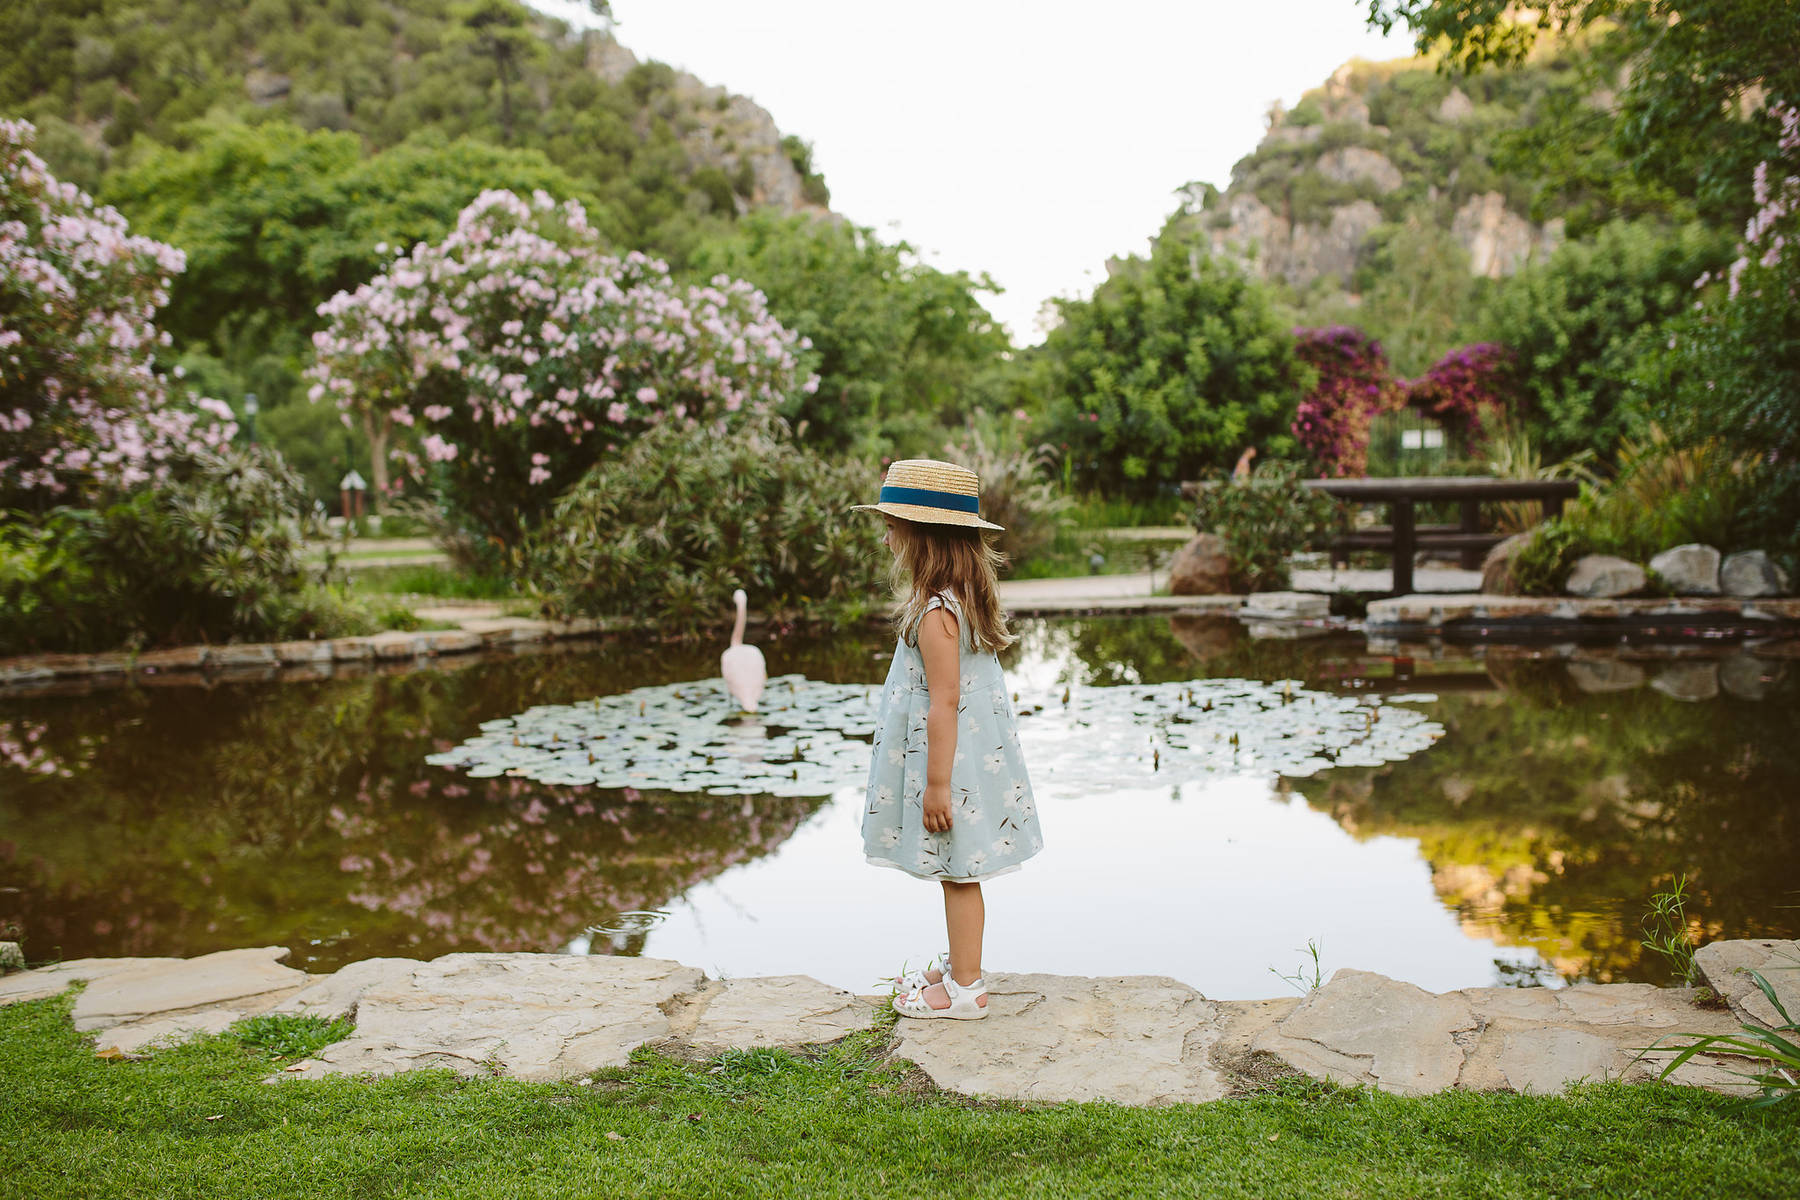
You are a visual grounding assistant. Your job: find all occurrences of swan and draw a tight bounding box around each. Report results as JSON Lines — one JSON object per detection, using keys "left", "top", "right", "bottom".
{"left": 720, "top": 588, "right": 767, "bottom": 712}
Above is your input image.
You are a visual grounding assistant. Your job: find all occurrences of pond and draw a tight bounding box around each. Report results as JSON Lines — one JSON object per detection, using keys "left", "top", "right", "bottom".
{"left": 2, "top": 617, "right": 1795, "bottom": 1001}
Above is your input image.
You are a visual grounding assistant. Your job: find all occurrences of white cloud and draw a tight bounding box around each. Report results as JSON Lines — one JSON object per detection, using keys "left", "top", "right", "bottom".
{"left": 533, "top": 1, "right": 1413, "bottom": 343}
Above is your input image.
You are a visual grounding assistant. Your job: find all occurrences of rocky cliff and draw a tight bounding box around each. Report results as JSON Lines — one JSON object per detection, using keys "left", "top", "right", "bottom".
{"left": 1167, "top": 58, "right": 1571, "bottom": 296}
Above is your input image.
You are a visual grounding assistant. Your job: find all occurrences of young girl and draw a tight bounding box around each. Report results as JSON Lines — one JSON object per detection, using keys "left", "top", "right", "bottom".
{"left": 853, "top": 459, "right": 1043, "bottom": 1020}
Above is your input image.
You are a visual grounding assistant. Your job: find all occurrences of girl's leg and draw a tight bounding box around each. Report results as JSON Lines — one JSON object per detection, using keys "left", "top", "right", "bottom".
{"left": 919, "top": 880, "right": 987, "bottom": 1010}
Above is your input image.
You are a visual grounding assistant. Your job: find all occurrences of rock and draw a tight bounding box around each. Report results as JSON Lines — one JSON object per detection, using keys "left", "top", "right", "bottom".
{"left": 1243, "top": 591, "right": 1329, "bottom": 619}
{"left": 1438, "top": 86, "right": 1475, "bottom": 121}
{"left": 1695, "top": 939, "right": 1800, "bottom": 1029}
{"left": 136, "top": 646, "right": 208, "bottom": 671}
{"left": 1721, "top": 550, "right": 1790, "bottom": 598}
{"left": 71, "top": 947, "right": 307, "bottom": 1032}
{"left": 1256, "top": 970, "right": 1748, "bottom": 1097}
{"left": 1314, "top": 147, "right": 1403, "bottom": 193}
{"left": 1650, "top": 660, "right": 1719, "bottom": 702}
{"left": 1452, "top": 191, "right": 1565, "bottom": 278}
{"left": 680, "top": 976, "right": 871, "bottom": 1050}
{"left": 1253, "top": 969, "right": 1478, "bottom": 1095}
{"left": 1480, "top": 533, "right": 1532, "bottom": 596}
{"left": 1649, "top": 544, "right": 1721, "bottom": 595}
{"left": 0, "top": 957, "right": 183, "bottom": 1006}
{"left": 1719, "top": 653, "right": 1782, "bottom": 700}
{"left": 281, "top": 954, "right": 706, "bottom": 1082}
{"left": 96, "top": 1008, "right": 242, "bottom": 1056}
{"left": 207, "top": 644, "right": 278, "bottom": 671}
{"left": 365, "top": 631, "right": 427, "bottom": 661}
{"left": 1566, "top": 555, "right": 1646, "bottom": 598}
{"left": 1168, "top": 533, "right": 1233, "bottom": 595}
{"left": 890, "top": 973, "right": 1232, "bottom": 1105}
{"left": 271, "top": 957, "right": 424, "bottom": 1022}
{"left": 1566, "top": 658, "right": 1646, "bottom": 693}
{"left": 244, "top": 68, "right": 291, "bottom": 103}
{"left": 424, "top": 630, "right": 483, "bottom": 654}
{"left": 0, "top": 941, "right": 23, "bottom": 972}
{"left": 274, "top": 640, "right": 333, "bottom": 665}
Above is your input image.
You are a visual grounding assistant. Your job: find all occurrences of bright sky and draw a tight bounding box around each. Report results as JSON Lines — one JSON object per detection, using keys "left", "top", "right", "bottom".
{"left": 533, "top": 1, "right": 1413, "bottom": 344}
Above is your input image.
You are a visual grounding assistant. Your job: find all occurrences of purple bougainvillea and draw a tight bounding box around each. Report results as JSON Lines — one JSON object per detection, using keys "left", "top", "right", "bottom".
{"left": 1290, "top": 326, "right": 1405, "bottom": 476}
{"left": 1405, "top": 342, "right": 1516, "bottom": 451}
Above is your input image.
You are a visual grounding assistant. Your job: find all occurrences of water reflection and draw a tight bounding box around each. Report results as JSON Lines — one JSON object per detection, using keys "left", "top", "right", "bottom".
{"left": 1, "top": 617, "right": 1794, "bottom": 994}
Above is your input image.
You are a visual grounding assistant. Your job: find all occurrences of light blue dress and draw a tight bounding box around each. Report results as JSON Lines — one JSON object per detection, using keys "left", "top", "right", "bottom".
{"left": 861, "top": 592, "right": 1043, "bottom": 883}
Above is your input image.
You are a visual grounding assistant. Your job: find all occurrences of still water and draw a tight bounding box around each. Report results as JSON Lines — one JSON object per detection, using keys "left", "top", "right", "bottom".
{"left": 2, "top": 617, "right": 1794, "bottom": 999}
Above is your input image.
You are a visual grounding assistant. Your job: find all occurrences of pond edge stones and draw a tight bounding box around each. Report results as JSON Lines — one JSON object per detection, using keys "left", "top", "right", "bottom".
{"left": 2, "top": 945, "right": 1781, "bottom": 1103}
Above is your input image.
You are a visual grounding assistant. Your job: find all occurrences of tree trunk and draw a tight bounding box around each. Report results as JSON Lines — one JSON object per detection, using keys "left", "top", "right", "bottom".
{"left": 362, "top": 411, "right": 389, "bottom": 513}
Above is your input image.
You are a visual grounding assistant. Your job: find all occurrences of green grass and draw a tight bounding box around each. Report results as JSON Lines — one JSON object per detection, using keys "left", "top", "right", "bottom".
{"left": 1011, "top": 531, "right": 1191, "bottom": 581}
{"left": 345, "top": 564, "right": 518, "bottom": 601}
{"left": 1064, "top": 492, "right": 1191, "bottom": 530}
{"left": 4, "top": 989, "right": 1795, "bottom": 1199}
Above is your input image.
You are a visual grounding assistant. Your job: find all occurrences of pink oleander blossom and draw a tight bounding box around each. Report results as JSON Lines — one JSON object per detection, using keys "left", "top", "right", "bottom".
{"left": 0, "top": 119, "right": 235, "bottom": 507}
{"left": 305, "top": 188, "right": 814, "bottom": 541}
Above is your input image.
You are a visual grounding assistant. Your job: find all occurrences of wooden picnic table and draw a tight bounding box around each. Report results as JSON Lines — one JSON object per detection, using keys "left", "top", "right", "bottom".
{"left": 1181, "top": 475, "right": 1581, "bottom": 594}
{"left": 1303, "top": 476, "right": 1579, "bottom": 593}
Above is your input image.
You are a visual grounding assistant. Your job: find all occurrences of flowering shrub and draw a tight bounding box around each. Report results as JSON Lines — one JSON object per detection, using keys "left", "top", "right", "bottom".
{"left": 1188, "top": 460, "right": 1343, "bottom": 591}
{"left": 1405, "top": 342, "right": 1516, "bottom": 453}
{"left": 1290, "top": 326, "right": 1405, "bottom": 476}
{"left": 305, "top": 189, "right": 815, "bottom": 546}
{"left": 0, "top": 119, "right": 236, "bottom": 510}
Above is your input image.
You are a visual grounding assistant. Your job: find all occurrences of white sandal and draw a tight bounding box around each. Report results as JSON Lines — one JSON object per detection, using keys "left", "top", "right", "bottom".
{"left": 892, "top": 974, "right": 988, "bottom": 1020}
{"left": 891, "top": 951, "right": 951, "bottom": 994}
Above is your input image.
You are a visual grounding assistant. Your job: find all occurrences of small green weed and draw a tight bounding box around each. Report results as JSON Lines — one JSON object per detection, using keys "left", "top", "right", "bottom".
{"left": 1270, "top": 938, "right": 1327, "bottom": 994}
{"left": 230, "top": 1013, "right": 353, "bottom": 1061}
{"left": 1641, "top": 875, "right": 1701, "bottom": 987}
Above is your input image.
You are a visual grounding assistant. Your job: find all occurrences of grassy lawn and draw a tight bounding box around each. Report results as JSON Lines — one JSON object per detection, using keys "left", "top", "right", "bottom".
{"left": 1011, "top": 530, "right": 1191, "bottom": 581}
{"left": 3, "top": 990, "right": 1794, "bottom": 1199}
{"left": 340, "top": 564, "right": 520, "bottom": 602}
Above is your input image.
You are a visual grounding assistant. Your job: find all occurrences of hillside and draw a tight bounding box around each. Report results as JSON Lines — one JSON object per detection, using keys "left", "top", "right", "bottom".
{"left": 0, "top": 0, "right": 829, "bottom": 252}
{"left": 1159, "top": 42, "right": 1705, "bottom": 373}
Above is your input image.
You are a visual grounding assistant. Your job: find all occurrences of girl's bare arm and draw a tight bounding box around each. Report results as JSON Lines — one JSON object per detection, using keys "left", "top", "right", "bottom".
{"left": 918, "top": 607, "right": 960, "bottom": 833}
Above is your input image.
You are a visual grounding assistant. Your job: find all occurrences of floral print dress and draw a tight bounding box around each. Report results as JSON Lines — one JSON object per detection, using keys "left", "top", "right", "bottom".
{"left": 861, "top": 592, "right": 1043, "bottom": 883}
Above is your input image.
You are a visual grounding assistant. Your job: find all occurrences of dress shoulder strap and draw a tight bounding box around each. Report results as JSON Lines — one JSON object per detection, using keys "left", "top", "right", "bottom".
{"left": 919, "top": 591, "right": 969, "bottom": 649}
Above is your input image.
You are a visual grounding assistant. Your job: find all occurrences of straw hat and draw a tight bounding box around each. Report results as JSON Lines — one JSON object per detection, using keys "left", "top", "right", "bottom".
{"left": 853, "top": 458, "right": 1004, "bottom": 531}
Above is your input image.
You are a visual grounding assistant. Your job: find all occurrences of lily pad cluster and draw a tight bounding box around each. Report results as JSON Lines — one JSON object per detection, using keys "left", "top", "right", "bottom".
{"left": 427, "top": 674, "right": 1443, "bottom": 797}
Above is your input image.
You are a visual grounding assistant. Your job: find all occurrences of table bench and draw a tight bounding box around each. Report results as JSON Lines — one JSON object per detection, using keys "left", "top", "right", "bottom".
{"left": 1181, "top": 476, "right": 1580, "bottom": 594}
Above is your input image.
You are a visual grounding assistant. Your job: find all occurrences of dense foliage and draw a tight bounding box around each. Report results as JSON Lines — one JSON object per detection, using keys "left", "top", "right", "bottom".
{"left": 1405, "top": 341, "right": 1513, "bottom": 452}
{"left": 688, "top": 212, "right": 1010, "bottom": 456}
{"left": 0, "top": 444, "right": 364, "bottom": 654}
{"left": 1188, "top": 461, "right": 1342, "bottom": 592}
{"left": 1038, "top": 235, "right": 1303, "bottom": 497}
{"left": 1476, "top": 220, "right": 1729, "bottom": 462}
{"left": 525, "top": 420, "right": 885, "bottom": 635}
{"left": 0, "top": 118, "right": 237, "bottom": 511}
{"left": 306, "top": 189, "right": 810, "bottom": 550}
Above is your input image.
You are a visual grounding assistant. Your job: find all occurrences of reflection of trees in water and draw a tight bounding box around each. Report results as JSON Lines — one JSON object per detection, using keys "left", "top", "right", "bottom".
{"left": 0, "top": 643, "right": 847, "bottom": 968}
{"left": 1303, "top": 661, "right": 1800, "bottom": 984}
{"left": 1046, "top": 615, "right": 1800, "bottom": 985}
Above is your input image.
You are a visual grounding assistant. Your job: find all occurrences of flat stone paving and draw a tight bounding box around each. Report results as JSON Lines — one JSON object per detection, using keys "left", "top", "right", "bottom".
{"left": 2, "top": 945, "right": 1778, "bottom": 1103}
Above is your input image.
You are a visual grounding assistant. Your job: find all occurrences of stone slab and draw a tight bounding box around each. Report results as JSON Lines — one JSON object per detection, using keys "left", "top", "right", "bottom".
{"left": 282, "top": 953, "right": 705, "bottom": 1082}
{"left": 95, "top": 1008, "right": 243, "bottom": 1055}
{"left": 207, "top": 644, "right": 279, "bottom": 670}
{"left": 890, "top": 973, "right": 1232, "bottom": 1105}
{"left": 71, "top": 946, "right": 307, "bottom": 1032}
{"left": 1695, "top": 938, "right": 1800, "bottom": 1030}
{"left": 0, "top": 957, "right": 183, "bottom": 1006}
{"left": 1365, "top": 593, "right": 1800, "bottom": 630}
{"left": 681, "top": 975, "right": 873, "bottom": 1049}
{"left": 1243, "top": 591, "right": 1330, "bottom": 619}
{"left": 1254, "top": 969, "right": 1478, "bottom": 1096}
{"left": 365, "top": 631, "right": 428, "bottom": 661}
{"left": 274, "top": 640, "right": 334, "bottom": 665}
{"left": 463, "top": 619, "right": 554, "bottom": 644}
{"left": 270, "top": 957, "right": 424, "bottom": 1022}
{"left": 1256, "top": 970, "right": 1751, "bottom": 1097}
{"left": 424, "top": 630, "right": 483, "bottom": 654}
{"left": 329, "top": 637, "right": 375, "bottom": 661}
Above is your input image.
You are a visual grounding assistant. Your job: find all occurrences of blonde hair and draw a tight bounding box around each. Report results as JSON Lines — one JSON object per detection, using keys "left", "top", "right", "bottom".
{"left": 887, "top": 518, "right": 1015, "bottom": 652}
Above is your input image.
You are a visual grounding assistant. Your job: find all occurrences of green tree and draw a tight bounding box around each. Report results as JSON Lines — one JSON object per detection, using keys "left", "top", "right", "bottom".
{"left": 1476, "top": 220, "right": 1729, "bottom": 461}
{"left": 1039, "top": 233, "right": 1305, "bottom": 497}
{"left": 687, "top": 212, "right": 1009, "bottom": 455}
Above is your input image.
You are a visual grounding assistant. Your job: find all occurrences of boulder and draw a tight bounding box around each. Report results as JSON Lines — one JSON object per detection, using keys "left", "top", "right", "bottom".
{"left": 1721, "top": 550, "right": 1790, "bottom": 598}
{"left": 1168, "top": 533, "right": 1233, "bottom": 595}
{"left": 1480, "top": 533, "right": 1532, "bottom": 596}
{"left": 1649, "top": 544, "right": 1721, "bottom": 595}
{"left": 1566, "top": 555, "right": 1645, "bottom": 598}
{"left": 0, "top": 941, "right": 23, "bottom": 972}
